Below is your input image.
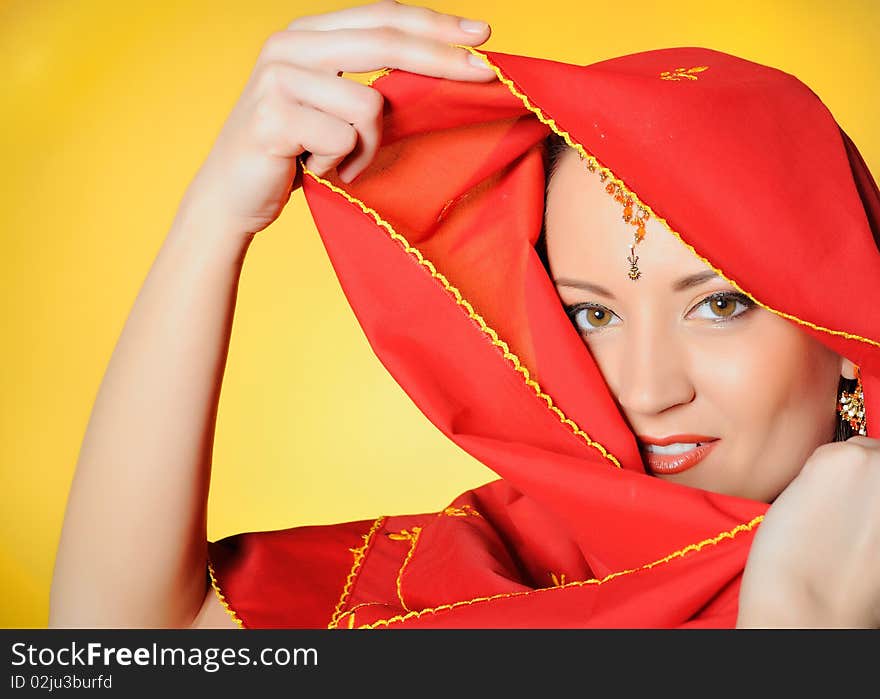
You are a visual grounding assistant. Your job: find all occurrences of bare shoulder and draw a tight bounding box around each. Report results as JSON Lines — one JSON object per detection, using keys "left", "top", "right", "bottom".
{"left": 189, "top": 584, "right": 241, "bottom": 629}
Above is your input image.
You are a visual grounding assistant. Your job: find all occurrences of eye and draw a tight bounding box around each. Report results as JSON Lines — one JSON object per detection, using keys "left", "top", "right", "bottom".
{"left": 688, "top": 292, "right": 755, "bottom": 321}
{"left": 565, "top": 303, "right": 621, "bottom": 333}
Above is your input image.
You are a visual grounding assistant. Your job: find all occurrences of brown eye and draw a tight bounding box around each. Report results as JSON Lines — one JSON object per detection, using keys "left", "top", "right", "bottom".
{"left": 566, "top": 304, "right": 619, "bottom": 333}
{"left": 708, "top": 297, "right": 736, "bottom": 317}
{"left": 586, "top": 308, "right": 612, "bottom": 327}
{"left": 689, "top": 292, "right": 755, "bottom": 322}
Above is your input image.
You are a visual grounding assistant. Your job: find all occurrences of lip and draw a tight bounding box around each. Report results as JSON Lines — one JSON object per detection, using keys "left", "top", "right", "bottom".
{"left": 638, "top": 439, "right": 720, "bottom": 475}
{"left": 637, "top": 434, "right": 718, "bottom": 446}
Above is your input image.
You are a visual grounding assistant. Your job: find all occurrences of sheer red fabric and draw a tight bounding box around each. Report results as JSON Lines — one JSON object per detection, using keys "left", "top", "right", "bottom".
{"left": 208, "top": 46, "right": 879, "bottom": 628}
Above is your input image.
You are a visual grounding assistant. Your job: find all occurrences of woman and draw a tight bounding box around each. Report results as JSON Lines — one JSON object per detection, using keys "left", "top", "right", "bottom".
{"left": 49, "top": 0, "right": 879, "bottom": 629}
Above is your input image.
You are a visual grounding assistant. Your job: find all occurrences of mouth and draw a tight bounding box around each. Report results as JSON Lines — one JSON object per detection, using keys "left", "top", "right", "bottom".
{"left": 637, "top": 435, "right": 719, "bottom": 475}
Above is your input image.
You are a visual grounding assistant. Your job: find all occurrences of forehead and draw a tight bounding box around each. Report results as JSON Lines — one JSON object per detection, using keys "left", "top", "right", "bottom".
{"left": 544, "top": 147, "right": 712, "bottom": 281}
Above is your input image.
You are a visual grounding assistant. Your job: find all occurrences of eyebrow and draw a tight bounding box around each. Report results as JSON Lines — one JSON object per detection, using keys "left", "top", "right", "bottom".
{"left": 555, "top": 270, "right": 721, "bottom": 299}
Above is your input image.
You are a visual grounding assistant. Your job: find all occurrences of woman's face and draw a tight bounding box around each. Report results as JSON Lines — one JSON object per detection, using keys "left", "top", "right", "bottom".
{"left": 544, "top": 147, "right": 849, "bottom": 502}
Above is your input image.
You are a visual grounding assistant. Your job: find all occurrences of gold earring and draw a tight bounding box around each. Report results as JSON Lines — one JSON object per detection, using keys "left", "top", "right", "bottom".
{"left": 837, "top": 366, "right": 867, "bottom": 437}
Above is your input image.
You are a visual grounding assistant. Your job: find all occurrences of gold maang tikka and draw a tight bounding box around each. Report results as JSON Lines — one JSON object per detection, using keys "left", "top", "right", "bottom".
{"left": 626, "top": 244, "right": 641, "bottom": 281}
{"left": 581, "top": 154, "right": 650, "bottom": 280}
{"left": 838, "top": 365, "right": 868, "bottom": 436}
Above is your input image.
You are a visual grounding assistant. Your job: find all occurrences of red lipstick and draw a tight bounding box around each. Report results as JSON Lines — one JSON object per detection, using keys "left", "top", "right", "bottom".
{"left": 636, "top": 434, "right": 719, "bottom": 475}
{"left": 637, "top": 434, "right": 717, "bottom": 446}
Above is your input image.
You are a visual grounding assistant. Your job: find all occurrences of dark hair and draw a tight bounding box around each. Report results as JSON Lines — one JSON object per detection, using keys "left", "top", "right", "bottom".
{"left": 534, "top": 131, "right": 855, "bottom": 443}
{"left": 535, "top": 131, "right": 570, "bottom": 278}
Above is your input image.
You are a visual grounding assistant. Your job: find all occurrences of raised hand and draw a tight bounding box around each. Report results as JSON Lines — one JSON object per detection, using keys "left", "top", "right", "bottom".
{"left": 181, "top": 0, "right": 496, "bottom": 240}
{"left": 738, "top": 435, "right": 880, "bottom": 627}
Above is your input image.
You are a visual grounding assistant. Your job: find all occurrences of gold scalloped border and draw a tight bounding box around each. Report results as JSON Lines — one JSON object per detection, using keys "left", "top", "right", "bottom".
{"left": 327, "top": 516, "right": 386, "bottom": 629}
{"left": 207, "top": 560, "right": 245, "bottom": 629}
{"left": 358, "top": 514, "right": 764, "bottom": 628}
{"left": 459, "top": 46, "right": 880, "bottom": 351}
{"left": 334, "top": 601, "right": 393, "bottom": 629}
{"left": 392, "top": 527, "right": 422, "bottom": 612}
{"left": 303, "top": 166, "right": 622, "bottom": 469}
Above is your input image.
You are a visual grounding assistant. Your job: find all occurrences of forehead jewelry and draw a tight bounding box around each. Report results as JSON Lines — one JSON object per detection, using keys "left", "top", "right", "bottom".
{"left": 626, "top": 244, "right": 641, "bottom": 281}
{"left": 580, "top": 153, "right": 650, "bottom": 281}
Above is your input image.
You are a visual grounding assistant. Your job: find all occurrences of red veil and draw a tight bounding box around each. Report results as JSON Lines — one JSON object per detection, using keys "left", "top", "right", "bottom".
{"left": 207, "top": 47, "right": 880, "bottom": 628}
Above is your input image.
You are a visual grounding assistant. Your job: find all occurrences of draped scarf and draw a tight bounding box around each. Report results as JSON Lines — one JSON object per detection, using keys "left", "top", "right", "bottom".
{"left": 208, "top": 46, "right": 879, "bottom": 628}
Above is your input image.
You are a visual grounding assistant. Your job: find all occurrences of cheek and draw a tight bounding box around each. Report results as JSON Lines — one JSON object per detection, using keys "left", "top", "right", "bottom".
{"left": 739, "top": 318, "right": 840, "bottom": 415}
{"left": 686, "top": 317, "right": 841, "bottom": 502}
{"left": 693, "top": 315, "right": 840, "bottom": 450}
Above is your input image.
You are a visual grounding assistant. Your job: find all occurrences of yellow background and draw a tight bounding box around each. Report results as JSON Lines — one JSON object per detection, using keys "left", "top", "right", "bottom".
{"left": 2, "top": 0, "right": 878, "bottom": 628}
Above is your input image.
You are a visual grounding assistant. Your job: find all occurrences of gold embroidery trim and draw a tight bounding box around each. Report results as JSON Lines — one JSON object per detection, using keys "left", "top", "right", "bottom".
{"left": 549, "top": 572, "right": 567, "bottom": 587}
{"left": 660, "top": 66, "right": 709, "bottom": 81}
{"left": 443, "top": 504, "right": 483, "bottom": 518}
{"left": 388, "top": 527, "right": 423, "bottom": 612}
{"left": 207, "top": 560, "right": 245, "bottom": 629}
{"left": 365, "top": 68, "right": 392, "bottom": 86}
{"left": 459, "top": 46, "right": 880, "bottom": 351}
{"left": 358, "top": 514, "right": 764, "bottom": 628}
{"left": 340, "top": 67, "right": 392, "bottom": 87}
{"left": 303, "top": 165, "right": 623, "bottom": 468}
{"left": 327, "top": 516, "right": 386, "bottom": 629}
{"left": 334, "top": 601, "right": 391, "bottom": 630}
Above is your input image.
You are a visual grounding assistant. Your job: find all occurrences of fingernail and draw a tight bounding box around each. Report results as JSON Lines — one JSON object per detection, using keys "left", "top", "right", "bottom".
{"left": 459, "top": 18, "right": 488, "bottom": 34}
{"left": 468, "top": 53, "right": 493, "bottom": 71}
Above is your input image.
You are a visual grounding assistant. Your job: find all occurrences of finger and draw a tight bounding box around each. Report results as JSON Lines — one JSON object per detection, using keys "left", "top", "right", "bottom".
{"left": 261, "top": 27, "right": 498, "bottom": 82}
{"left": 286, "top": 0, "right": 491, "bottom": 47}
{"left": 845, "top": 435, "right": 879, "bottom": 449}
{"left": 305, "top": 150, "right": 349, "bottom": 179}
{"left": 258, "top": 61, "right": 384, "bottom": 146}
{"left": 252, "top": 97, "right": 358, "bottom": 177}
{"left": 256, "top": 62, "right": 385, "bottom": 182}
{"left": 334, "top": 104, "right": 383, "bottom": 184}
{"left": 296, "top": 105, "right": 359, "bottom": 176}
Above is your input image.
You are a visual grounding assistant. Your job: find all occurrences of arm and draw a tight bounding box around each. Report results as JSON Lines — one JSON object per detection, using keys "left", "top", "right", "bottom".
{"left": 49, "top": 202, "right": 253, "bottom": 628}
{"left": 49, "top": 0, "right": 495, "bottom": 628}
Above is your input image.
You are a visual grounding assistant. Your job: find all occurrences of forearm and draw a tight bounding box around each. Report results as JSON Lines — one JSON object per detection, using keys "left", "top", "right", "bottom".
{"left": 50, "top": 203, "right": 253, "bottom": 628}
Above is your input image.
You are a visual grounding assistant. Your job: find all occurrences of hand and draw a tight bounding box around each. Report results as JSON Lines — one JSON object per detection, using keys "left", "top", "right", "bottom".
{"left": 179, "top": 0, "right": 496, "bottom": 241}
{"left": 737, "top": 436, "right": 880, "bottom": 627}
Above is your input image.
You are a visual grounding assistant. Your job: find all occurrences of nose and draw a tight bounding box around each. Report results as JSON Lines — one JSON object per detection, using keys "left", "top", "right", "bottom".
{"left": 613, "top": 322, "right": 695, "bottom": 417}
